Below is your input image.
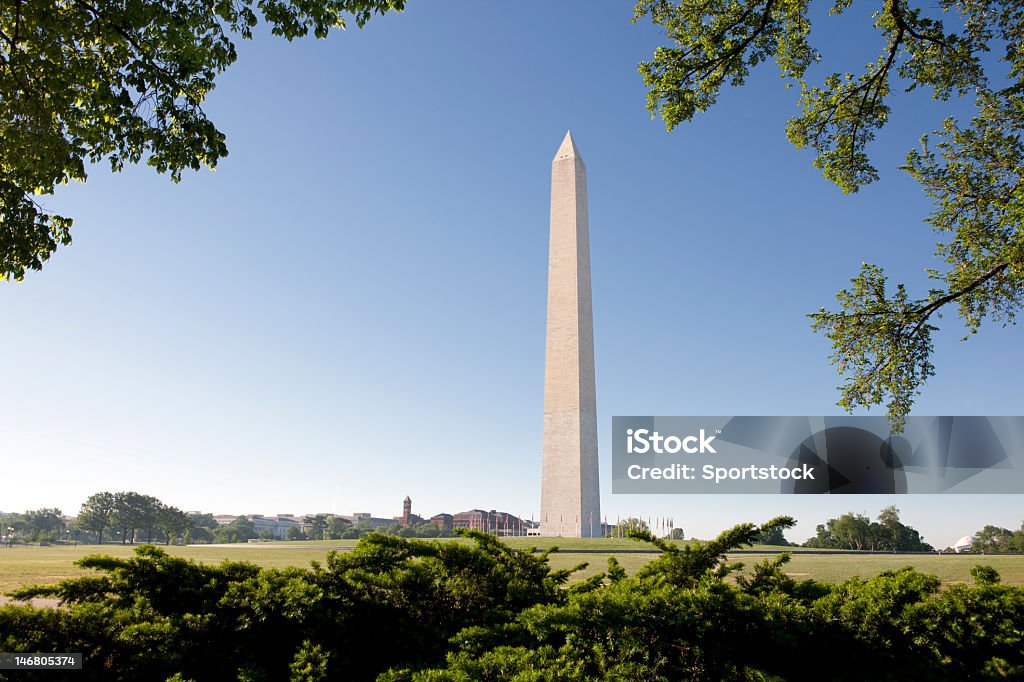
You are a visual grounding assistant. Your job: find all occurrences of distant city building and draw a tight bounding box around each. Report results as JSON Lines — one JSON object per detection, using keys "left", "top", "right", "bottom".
{"left": 249, "top": 515, "right": 302, "bottom": 539}
{"left": 211, "top": 514, "right": 302, "bottom": 539}
{"left": 397, "top": 496, "right": 426, "bottom": 527}
{"left": 453, "top": 509, "right": 527, "bottom": 536}
{"left": 209, "top": 504, "right": 546, "bottom": 539}
{"left": 430, "top": 513, "right": 454, "bottom": 530}
{"left": 337, "top": 512, "right": 393, "bottom": 529}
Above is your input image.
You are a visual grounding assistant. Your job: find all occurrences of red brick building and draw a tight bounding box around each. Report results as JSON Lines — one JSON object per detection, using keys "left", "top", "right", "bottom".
{"left": 452, "top": 509, "right": 526, "bottom": 536}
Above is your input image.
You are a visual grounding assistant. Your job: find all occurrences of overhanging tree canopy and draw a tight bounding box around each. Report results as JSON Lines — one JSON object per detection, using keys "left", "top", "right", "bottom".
{"left": 634, "top": 0, "right": 1023, "bottom": 429}
{"left": 0, "top": 0, "right": 404, "bottom": 281}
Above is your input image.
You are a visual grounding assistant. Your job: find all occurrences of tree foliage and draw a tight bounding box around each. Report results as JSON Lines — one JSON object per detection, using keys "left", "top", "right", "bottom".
{"left": 613, "top": 517, "right": 650, "bottom": 537}
{"left": 753, "top": 524, "right": 789, "bottom": 546}
{"left": 303, "top": 514, "right": 329, "bottom": 541}
{"left": 77, "top": 492, "right": 116, "bottom": 543}
{"left": 325, "top": 516, "right": 351, "bottom": 539}
{"left": 22, "top": 508, "right": 65, "bottom": 542}
{"left": 633, "top": 0, "right": 1024, "bottom": 430}
{"left": 972, "top": 523, "right": 1024, "bottom": 553}
{"left": 77, "top": 490, "right": 203, "bottom": 545}
{"left": 213, "top": 517, "right": 256, "bottom": 544}
{"left": 0, "top": 0, "right": 405, "bottom": 281}
{"left": 188, "top": 512, "right": 220, "bottom": 530}
{"left": 155, "top": 505, "right": 192, "bottom": 545}
{"left": 804, "top": 505, "right": 933, "bottom": 551}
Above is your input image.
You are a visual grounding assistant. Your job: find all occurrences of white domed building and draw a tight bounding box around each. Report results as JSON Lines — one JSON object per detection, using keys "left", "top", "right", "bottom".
{"left": 953, "top": 535, "right": 976, "bottom": 553}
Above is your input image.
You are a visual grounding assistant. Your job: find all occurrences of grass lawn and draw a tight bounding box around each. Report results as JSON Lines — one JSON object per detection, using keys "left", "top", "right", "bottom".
{"left": 771, "top": 552, "right": 1024, "bottom": 586}
{"left": 1, "top": 541, "right": 1022, "bottom": 595}
{"left": 0, "top": 544, "right": 336, "bottom": 594}
{"left": 544, "top": 551, "right": 1024, "bottom": 585}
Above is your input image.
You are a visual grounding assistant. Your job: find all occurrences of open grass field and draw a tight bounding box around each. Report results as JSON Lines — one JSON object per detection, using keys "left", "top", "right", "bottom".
{"left": 1, "top": 542, "right": 1022, "bottom": 595}
{"left": 546, "top": 550, "right": 1024, "bottom": 585}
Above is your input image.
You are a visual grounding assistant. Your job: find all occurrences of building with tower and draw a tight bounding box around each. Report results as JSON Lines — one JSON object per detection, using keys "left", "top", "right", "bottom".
{"left": 396, "top": 495, "right": 425, "bottom": 527}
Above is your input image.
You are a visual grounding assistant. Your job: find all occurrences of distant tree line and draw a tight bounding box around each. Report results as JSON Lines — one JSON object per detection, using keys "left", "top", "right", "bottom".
{"left": 4, "top": 493, "right": 229, "bottom": 546}
{"left": 9, "top": 495, "right": 1020, "bottom": 554}
{"left": 215, "top": 516, "right": 460, "bottom": 544}
{"left": 971, "top": 524, "right": 1024, "bottom": 554}
{"left": 0, "top": 508, "right": 67, "bottom": 544}
{"left": 76, "top": 492, "right": 194, "bottom": 545}
{"left": 615, "top": 508, "right": 938, "bottom": 549}
{"left": 754, "top": 524, "right": 790, "bottom": 546}
{"left": 329, "top": 521, "right": 458, "bottom": 540}
{"left": 4, "top": 492, "right": 473, "bottom": 548}
{"left": 803, "top": 506, "right": 934, "bottom": 552}
{"left": 3, "top": 518, "right": 1022, "bottom": 680}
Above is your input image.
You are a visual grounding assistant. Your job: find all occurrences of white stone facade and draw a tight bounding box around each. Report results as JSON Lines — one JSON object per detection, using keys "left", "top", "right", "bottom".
{"left": 540, "top": 132, "right": 601, "bottom": 538}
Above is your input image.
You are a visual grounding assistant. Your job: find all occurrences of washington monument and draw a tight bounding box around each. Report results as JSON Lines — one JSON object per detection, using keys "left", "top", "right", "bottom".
{"left": 540, "top": 131, "right": 601, "bottom": 538}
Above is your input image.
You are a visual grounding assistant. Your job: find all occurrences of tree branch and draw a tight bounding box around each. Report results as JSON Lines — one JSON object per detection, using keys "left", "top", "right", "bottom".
{"left": 827, "top": 261, "right": 1011, "bottom": 395}
{"left": 886, "top": 0, "right": 952, "bottom": 52}
{"left": 909, "top": 261, "right": 1009, "bottom": 330}
{"left": 846, "top": 29, "right": 902, "bottom": 168}
{"left": 69, "top": 0, "right": 201, "bottom": 108}
{"left": 836, "top": 261, "right": 1010, "bottom": 324}
{"left": 669, "top": 0, "right": 776, "bottom": 87}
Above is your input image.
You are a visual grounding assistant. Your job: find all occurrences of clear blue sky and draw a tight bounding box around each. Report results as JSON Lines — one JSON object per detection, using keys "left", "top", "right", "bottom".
{"left": 1, "top": 3, "right": 1021, "bottom": 547}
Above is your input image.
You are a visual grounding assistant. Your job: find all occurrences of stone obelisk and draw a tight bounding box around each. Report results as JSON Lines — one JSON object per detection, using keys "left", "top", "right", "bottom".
{"left": 540, "top": 131, "right": 601, "bottom": 538}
